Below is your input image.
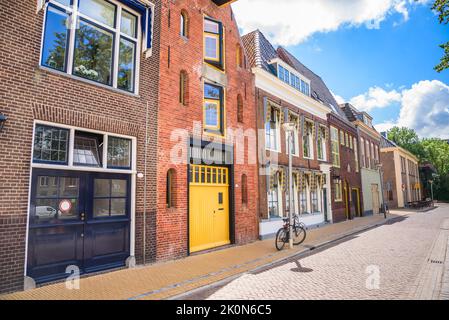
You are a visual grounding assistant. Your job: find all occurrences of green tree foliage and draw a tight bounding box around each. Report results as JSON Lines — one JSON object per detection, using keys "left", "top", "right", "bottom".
{"left": 387, "top": 127, "right": 425, "bottom": 159}
{"left": 421, "top": 138, "right": 449, "bottom": 175}
{"left": 387, "top": 126, "right": 449, "bottom": 200}
{"left": 432, "top": 0, "right": 449, "bottom": 72}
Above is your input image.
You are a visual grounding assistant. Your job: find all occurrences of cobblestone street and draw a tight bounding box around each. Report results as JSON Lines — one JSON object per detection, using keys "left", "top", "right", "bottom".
{"left": 203, "top": 205, "right": 449, "bottom": 300}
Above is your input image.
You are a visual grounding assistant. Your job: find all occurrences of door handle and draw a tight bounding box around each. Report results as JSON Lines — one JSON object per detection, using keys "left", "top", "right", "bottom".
{"left": 217, "top": 208, "right": 224, "bottom": 211}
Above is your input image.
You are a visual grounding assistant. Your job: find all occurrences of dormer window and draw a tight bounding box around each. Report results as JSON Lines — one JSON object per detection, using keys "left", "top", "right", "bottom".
{"left": 278, "top": 65, "right": 290, "bottom": 84}
{"left": 363, "top": 115, "right": 372, "bottom": 127}
{"left": 277, "top": 64, "right": 310, "bottom": 97}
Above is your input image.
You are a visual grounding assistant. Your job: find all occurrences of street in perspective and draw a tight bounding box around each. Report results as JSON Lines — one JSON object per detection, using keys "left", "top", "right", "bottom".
{"left": 1, "top": 0, "right": 449, "bottom": 306}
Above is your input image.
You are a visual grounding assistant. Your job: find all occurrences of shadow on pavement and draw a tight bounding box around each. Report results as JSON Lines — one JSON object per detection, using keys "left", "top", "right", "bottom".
{"left": 290, "top": 261, "right": 313, "bottom": 273}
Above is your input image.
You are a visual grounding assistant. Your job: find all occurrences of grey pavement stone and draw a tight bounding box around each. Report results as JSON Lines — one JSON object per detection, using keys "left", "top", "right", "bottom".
{"left": 207, "top": 204, "right": 449, "bottom": 300}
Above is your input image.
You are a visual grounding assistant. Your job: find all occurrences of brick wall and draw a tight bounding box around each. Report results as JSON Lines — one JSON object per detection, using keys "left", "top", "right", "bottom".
{"left": 328, "top": 114, "right": 363, "bottom": 223}
{"left": 255, "top": 88, "right": 330, "bottom": 220}
{"left": 155, "top": 0, "right": 259, "bottom": 260}
{"left": 0, "top": 0, "right": 162, "bottom": 293}
{"left": 380, "top": 151, "right": 398, "bottom": 209}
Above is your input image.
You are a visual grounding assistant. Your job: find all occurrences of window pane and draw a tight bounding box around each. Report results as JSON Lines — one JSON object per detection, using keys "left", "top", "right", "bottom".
{"left": 94, "top": 179, "right": 110, "bottom": 197}
{"left": 37, "top": 176, "right": 59, "bottom": 197}
{"left": 35, "top": 199, "right": 59, "bottom": 221}
{"left": 205, "top": 36, "right": 218, "bottom": 60}
{"left": 117, "top": 37, "right": 136, "bottom": 92}
{"left": 107, "top": 136, "right": 131, "bottom": 168}
{"left": 73, "top": 20, "right": 113, "bottom": 85}
{"left": 205, "top": 102, "right": 219, "bottom": 127}
{"left": 111, "top": 180, "right": 127, "bottom": 197}
{"left": 33, "top": 125, "right": 69, "bottom": 163}
{"left": 54, "top": 0, "right": 72, "bottom": 6}
{"left": 93, "top": 199, "right": 110, "bottom": 217}
{"left": 204, "top": 84, "right": 220, "bottom": 99}
{"left": 110, "top": 198, "right": 126, "bottom": 216}
{"left": 204, "top": 19, "right": 219, "bottom": 33}
{"left": 42, "top": 6, "right": 69, "bottom": 72}
{"left": 78, "top": 0, "right": 116, "bottom": 27}
{"left": 121, "top": 10, "right": 137, "bottom": 38}
{"left": 59, "top": 177, "right": 79, "bottom": 197}
{"left": 73, "top": 134, "right": 101, "bottom": 167}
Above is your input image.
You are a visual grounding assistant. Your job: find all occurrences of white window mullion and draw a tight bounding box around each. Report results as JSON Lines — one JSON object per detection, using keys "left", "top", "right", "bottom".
{"left": 68, "top": 128, "right": 75, "bottom": 166}
{"left": 66, "top": 0, "right": 78, "bottom": 76}
{"left": 103, "top": 134, "right": 108, "bottom": 169}
{"left": 113, "top": 6, "right": 122, "bottom": 89}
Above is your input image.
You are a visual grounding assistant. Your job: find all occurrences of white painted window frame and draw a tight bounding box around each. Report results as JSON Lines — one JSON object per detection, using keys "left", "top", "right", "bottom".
{"left": 303, "top": 120, "right": 314, "bottom": 160}
{"left": 267, "top": 170, "right": 283, "bottom": 219}
{"left": 265, "top": 109, "right": 281, "bottom": 153}
{"left": 31, "top": 120, "right": 137, "bottom": 173}
{"left": 285, "top": 128, "right": 299, "bottom": 157}
{"left": 39, "top": 0, "right": 142, "bottom": 94}
{"left": 317, "top": 125, "right": 327, "bottom": 161}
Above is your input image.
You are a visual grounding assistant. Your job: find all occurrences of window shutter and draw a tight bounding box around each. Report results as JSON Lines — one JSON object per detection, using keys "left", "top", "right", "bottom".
{"left": 144, "top": 6, "right": 153, "bottom": 52}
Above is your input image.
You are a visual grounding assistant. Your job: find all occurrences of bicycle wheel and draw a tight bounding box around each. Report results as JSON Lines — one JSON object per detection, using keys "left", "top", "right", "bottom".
{"left": 275, "top": 228, "right": 287, "bottom": 251}
{"left": 292, "top": 226, "right": 306, "bottom": 245}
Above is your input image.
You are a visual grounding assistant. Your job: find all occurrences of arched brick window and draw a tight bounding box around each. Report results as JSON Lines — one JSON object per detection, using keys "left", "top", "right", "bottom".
{"left": 166, "top": 169, "right": 176, "bottom": 208}
{"left": 241, "top": 174, "right": 248, "bottom": 206}
{"left": 180, "top": 10, "right": 189, "bottom": 38}
{"left": 237, "top": 94, "right": 243, "bottom": 123}
{"left": 179, "top": 70, "right": 188, "bottom": 106}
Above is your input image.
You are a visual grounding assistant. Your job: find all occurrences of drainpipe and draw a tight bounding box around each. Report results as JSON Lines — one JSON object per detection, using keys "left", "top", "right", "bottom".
{"left": 143, "top": 101, "right": 149, "bottom": 264}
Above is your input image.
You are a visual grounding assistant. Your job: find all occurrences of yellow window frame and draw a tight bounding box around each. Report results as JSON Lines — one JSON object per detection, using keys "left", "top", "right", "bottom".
{"left": 203, "top": 98, "right": 221, "bottom": 131}
{"left": 204, "top": 33, "right": 220, "bottom": 62}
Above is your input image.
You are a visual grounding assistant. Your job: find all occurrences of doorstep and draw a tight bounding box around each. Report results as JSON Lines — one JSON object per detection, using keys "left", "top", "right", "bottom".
{"left": 0, "top": 212, "right": 412, "bottom": 300}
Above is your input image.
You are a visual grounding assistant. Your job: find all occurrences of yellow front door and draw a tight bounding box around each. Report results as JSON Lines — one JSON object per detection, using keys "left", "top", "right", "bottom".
{"left": 189, "top": 165, "right": 230, "bottom": 253}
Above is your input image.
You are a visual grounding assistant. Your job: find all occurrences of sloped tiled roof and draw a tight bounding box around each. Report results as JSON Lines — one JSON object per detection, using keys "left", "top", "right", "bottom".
{"left": 242, "top": 30, "right": 278, "bottom": 73}
{"left": 380, "top": 135, "right": 398, "bottom": 149}
{"left": 340, "top": 103, "right": 362, "bottom": 122}
{"left": 276, "top": 46, "right": 354, "bottom": 126}
{"left": 242, "top": 30, "right": 354, "bottom": 126}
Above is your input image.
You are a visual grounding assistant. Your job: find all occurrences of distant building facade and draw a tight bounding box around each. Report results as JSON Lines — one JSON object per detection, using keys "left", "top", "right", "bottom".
{"left": 341, "top": 104, "right": 383, "bottom": 215}
{"left": 380, "top": 135, "right": 421, "bottom": 208}
{"left": 327, "top": 111, "right": 363, "bottom": 222}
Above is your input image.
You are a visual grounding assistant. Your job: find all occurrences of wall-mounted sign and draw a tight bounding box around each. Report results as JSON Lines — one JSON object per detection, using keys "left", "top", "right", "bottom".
{"left": 59, "top": 199, "right": 72, "bottom": 213}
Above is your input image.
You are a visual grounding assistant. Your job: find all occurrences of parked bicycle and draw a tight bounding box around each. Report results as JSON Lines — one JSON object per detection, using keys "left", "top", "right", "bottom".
{"left": 275, "top": 215, "right": 307, "bottom": 251}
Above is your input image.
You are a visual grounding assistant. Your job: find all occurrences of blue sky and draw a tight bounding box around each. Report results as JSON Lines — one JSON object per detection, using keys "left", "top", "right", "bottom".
{"left": 233, "top": 0, "right": 449, "bottom": 138}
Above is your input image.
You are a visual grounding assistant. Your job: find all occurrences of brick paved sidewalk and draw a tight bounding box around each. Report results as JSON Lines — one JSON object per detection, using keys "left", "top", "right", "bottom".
{"left": 0, "top": 211, "right": 412, "bottom": 300}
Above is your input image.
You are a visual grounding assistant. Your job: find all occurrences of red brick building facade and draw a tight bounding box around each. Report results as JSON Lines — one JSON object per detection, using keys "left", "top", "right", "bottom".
{"left": 243, "top": 31, "right": 334, "bottom": 238}
{"left": 0, "top": 0, "right": 161, "bottom": 293}
{"left": 155, "top": 0, "right": 258, "bottom": 259}
{"left": 327, "top": 113, "right": 363, "bottom": 222}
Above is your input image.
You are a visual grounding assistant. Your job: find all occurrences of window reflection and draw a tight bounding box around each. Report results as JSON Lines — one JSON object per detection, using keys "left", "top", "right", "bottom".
{"left": 34, "top": 176, "right": 79, "bottom": 222}
{"left": 93, "top": 179, "right": 128, "bottom": 217}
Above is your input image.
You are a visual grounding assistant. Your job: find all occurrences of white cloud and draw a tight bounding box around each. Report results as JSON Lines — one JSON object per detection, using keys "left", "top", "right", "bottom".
{"left": 232, "top": 0, "right": 430, "bottom": 46}
{"left": 331, "top": 91, "right": 346, "bottom": 105}
{"left": 349, "top": 86, "right": 402, "bottom": 112}
{"left": 375, "top": 121, "right": 396, "bottom": 134}
{"left": 358, "top": 80, "right": 449, "bottom": 139}
{"left": 397, "top": 80, "right": 449, "bottom": 139}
